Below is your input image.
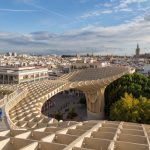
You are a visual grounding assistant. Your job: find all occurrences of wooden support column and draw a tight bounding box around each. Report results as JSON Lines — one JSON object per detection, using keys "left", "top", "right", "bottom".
{"left": 85, "top": 88, "right": 105, "bottom": 120}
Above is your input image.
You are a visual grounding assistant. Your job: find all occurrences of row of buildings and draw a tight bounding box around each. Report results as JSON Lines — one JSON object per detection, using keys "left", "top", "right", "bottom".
{"left": 0, "top": 44, "right": 149, "bottom": 84}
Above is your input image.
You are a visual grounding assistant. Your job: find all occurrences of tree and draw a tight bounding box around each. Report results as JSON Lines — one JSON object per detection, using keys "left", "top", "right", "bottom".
{"left": 67, "top": 108, "right": 77, "bottom": 119}
{"left": 137, "top": 96, "right": 150, "bottom": 124}
{"left": 109, "top": 93, "right": 150, "bottom": 124}
{"left": 54, "top": 112, "right": 63, "bottom": 121}
{"left": 104, "top": 73, "right": 150, "bottom": 117}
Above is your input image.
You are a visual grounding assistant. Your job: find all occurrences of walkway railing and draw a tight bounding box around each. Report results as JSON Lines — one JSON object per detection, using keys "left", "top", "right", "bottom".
{"left": 5, "top": 88, "right": 28, "bottom": 129}
{"left": 0, "top": 95, "right": 7, "bottom": 107}
{"left": 0, "top": 88, "right": 22, "bottom": 107}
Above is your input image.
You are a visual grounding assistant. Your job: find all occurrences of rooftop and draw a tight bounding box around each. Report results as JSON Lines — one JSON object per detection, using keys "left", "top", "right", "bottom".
{"left": 0, "top": 120, "right": 149, "bottom": 150}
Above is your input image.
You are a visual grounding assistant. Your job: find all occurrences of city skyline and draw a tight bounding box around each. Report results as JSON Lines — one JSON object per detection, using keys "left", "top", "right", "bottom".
{"left": 0, "top": 0, "right": 150, "bottom": 55}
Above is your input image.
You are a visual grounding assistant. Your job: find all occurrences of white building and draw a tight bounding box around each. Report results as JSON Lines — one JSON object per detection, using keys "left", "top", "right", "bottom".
{"left": 0, "top": 66, "right": 48, "bottom": 84}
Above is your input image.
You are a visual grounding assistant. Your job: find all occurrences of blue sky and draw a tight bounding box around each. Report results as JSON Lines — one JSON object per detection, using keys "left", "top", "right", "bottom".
{"left": 0, "top": 0, "right": 150, "bottom": 55}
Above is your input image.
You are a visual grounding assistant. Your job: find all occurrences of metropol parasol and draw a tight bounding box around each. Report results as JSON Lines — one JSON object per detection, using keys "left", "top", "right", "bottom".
{"left": 0, "top": 66, "right": 149, "bottom": 150}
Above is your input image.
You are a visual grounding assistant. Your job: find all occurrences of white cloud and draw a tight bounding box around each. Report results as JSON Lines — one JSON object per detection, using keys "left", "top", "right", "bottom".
{"left": 95, "top": 2, "right": 113, "bottom": 8}
{"left": 103, "top": 3, "right": 113, "bottom": 7}
{"left": 0, "top": 15, "right": 150, "bottom": 55}
{"left": 81, "top": 0, "right": 148, "bottom": 19}
{"left": 144, "top": 10, "right": 150, "bottom": 21}
{"left": 114, "top": 7, "right": 133, "bottom": 13}
{"left": 81, "top": 10, "right": 112, "bottom": 19}
{"left": 117, "top": 0, "right": 147, "bottom": 9}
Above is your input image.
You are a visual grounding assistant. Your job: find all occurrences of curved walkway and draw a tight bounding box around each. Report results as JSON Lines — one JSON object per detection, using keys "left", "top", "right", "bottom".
{"left": 2, "top": 66, "right": 130, "bottom": 129}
